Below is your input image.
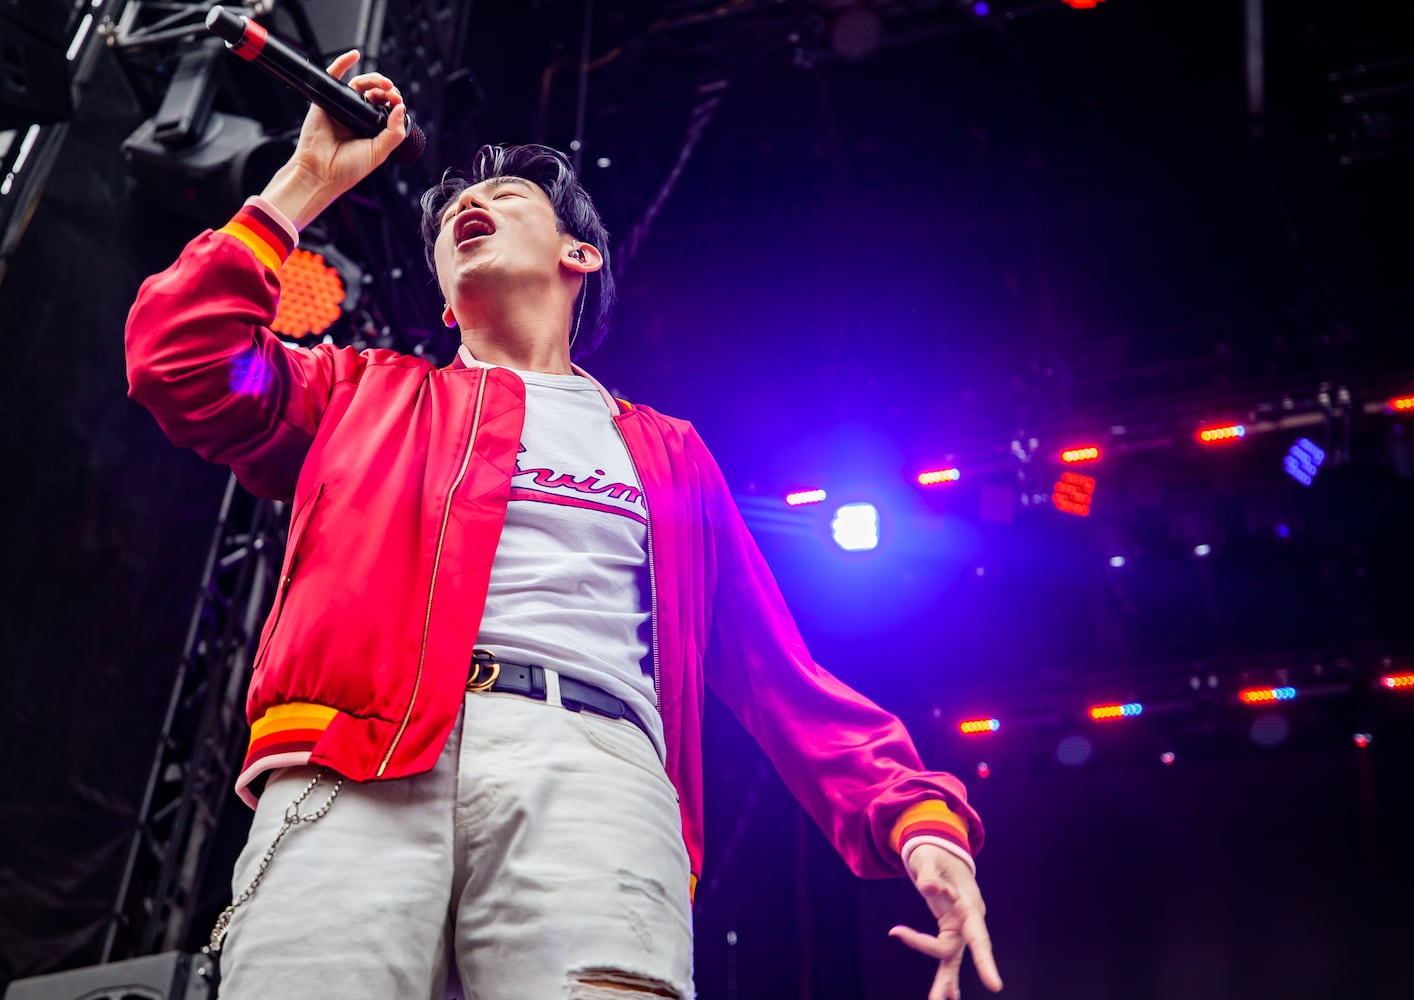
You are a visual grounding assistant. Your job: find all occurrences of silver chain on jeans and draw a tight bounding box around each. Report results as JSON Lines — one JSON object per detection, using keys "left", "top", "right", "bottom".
{"left": 205, "top": 769, "right": 344, "bottom": 956}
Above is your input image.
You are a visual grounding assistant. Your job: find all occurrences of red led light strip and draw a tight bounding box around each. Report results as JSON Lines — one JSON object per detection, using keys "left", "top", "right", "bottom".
{"left": 959, "top": 718, "right": 1000, "bottom": 735}
{"left": 1198, "top": 424, "right": 1246, "bottom": 444}
{"left": 1089, "top": 702, "right": 1142, "bottom": 720}
{"left": 1238, "top": 686, "right": 1296, "bottom": 704}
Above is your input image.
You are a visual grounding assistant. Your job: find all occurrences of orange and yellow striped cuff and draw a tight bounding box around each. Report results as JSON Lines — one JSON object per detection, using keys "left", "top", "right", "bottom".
{"left": 889, "top": 798, "right": 972, "bottom": 857}
{"left": 245, "top": 701, "right": 337, "bottom": 767}
{"left": 217, "top": 197, "right": 297, "bottom": 272}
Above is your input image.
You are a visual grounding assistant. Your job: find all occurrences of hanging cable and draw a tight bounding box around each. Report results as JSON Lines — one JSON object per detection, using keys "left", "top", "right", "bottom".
{"left": 612, "top": 78, "right": 729, "bottom": 285}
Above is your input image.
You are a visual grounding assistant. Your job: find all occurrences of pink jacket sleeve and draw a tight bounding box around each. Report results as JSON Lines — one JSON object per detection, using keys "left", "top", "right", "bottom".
{"left": 691, "top": 429, "right": 983, "bottom": 878}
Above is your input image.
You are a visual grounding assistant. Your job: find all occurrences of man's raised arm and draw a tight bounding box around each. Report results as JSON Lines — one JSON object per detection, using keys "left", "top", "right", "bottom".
{"left": 124, "top": 51, "right": 407, "bottom": 499}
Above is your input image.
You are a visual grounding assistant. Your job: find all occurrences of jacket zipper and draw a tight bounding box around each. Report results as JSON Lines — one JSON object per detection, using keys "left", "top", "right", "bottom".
{"left": 613, "top": 417, "right": 660, "bottom": 709}
{"left": 377, "top": 371, "right": 488, "bottom": 775}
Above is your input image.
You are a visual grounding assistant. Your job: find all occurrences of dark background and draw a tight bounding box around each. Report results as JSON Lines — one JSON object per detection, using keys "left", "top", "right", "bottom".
{"left": 2, "top": 1, "right": 1413, "bottom": 997}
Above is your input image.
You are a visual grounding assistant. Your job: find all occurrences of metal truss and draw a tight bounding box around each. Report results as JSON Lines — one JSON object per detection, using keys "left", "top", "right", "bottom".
{"left": 103, "top": 1, "right": 271, "bottom": 55}
{"left": 103, "top": 476, "right": 288, "bottom": 961}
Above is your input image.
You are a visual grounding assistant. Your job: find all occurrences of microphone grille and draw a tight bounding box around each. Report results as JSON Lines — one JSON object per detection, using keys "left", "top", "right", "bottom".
{"left": 391, "top": 117, "right": 427, "bottom": 164}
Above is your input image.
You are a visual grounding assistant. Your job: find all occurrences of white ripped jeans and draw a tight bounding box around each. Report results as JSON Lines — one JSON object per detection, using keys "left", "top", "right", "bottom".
{"left": 218, "top": 686, "right": 694, "bottom": 1000}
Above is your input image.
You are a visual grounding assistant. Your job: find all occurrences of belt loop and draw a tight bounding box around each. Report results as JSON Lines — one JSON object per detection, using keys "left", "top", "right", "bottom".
{"left": 543, "top": 666, "right": 563, "bottom": 708}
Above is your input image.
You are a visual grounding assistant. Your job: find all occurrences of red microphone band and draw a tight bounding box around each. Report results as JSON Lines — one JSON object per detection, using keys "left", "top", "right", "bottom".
{"left": 231, "top": 18, "right": 268, "bottom": 62}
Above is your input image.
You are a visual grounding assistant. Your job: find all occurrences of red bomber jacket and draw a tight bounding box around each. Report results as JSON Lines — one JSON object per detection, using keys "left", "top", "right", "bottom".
{"left": 124, "top": 210, "right": 983, "bottom": 891}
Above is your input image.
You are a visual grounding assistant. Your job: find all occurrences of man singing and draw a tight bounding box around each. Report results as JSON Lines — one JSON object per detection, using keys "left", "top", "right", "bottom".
{"left": 124, "top": 51, "right": 1001, "bottom": 1000}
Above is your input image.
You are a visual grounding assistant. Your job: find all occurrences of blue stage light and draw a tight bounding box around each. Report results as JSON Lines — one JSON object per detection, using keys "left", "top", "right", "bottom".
{"left": 1283, "top": 438, "right": 1326, "bottom": 487}
{"left": 831, "top": 503, "right": 879, "bottom": 551}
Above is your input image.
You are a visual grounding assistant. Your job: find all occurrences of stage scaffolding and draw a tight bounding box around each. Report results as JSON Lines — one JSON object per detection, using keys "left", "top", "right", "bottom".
{"left": 102, "top": 477, "right": 286, "bottom": 961}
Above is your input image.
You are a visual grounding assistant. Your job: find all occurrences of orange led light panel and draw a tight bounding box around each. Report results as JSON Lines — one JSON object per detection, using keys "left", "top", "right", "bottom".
{"left": 273, "top": 249, "right": 346, "bottom": 338}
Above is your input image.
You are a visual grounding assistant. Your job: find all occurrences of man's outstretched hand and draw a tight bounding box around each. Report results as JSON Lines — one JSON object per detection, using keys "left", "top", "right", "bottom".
{"left": 889, "top": 843, "right": 1003, "bottom": 1000}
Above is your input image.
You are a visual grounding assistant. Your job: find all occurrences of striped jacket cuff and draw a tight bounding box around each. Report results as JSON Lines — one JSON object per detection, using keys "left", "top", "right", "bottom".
{"left": 889, "top": 798, "right": 973, "bottom": 863}
{"left": 216, "top": 196, "right": 299, "bottom": 272}
{"left": 901, "top": 834, "right": 977, "bottom": 876}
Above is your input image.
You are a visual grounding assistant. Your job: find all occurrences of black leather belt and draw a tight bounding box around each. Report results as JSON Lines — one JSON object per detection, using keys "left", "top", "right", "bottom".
{"left": 468, "top": 649, "right": 652, "bottom": 744}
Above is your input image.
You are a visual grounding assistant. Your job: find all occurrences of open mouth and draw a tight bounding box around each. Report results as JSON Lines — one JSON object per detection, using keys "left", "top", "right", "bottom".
{"left": 454, "top": 211, "right": 496, "bottom": 245}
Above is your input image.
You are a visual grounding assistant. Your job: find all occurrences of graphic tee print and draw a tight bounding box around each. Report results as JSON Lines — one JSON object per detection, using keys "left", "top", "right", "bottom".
{"left": 510, "top": 444, "right": 647, "bottom": 525}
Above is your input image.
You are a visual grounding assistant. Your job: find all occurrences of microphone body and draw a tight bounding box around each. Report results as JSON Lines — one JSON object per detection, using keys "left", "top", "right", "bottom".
{"left": 205, "top": 5, "right": 425, "bottom": 163}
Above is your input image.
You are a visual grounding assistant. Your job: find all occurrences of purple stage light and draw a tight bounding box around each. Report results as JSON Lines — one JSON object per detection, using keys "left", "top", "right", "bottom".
{"left": 1283, "top": 438, "right": 1326, "bottom": 487}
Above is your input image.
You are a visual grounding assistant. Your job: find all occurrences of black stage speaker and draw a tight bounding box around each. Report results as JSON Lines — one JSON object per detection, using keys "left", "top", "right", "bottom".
{"left": 2, "top": 952, "right": 216, "bottom": 1000}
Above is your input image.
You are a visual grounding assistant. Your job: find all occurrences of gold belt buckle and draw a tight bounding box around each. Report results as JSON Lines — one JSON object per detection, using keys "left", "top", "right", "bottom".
{"left": 467, "top": 649, "right": 501, "bottom": 692}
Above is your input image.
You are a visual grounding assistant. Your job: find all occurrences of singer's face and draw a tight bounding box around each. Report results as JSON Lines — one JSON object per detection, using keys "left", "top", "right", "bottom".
{"left": 433, "top": 176, "right": 575, "bottom": 308}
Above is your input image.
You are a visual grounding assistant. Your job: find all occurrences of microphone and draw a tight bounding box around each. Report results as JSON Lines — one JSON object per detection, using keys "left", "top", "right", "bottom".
{"left": 205, "top": 5, "right": 426, "bottom": 163}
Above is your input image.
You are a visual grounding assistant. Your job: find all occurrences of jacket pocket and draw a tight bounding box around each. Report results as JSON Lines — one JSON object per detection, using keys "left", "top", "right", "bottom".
{"left": 251, "top": 482, "right": 325, "bottom": 674}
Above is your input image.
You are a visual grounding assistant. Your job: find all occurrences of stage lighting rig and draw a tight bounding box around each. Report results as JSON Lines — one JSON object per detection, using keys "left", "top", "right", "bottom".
{"left": 120, "top": 36, "right": 294, "bottom": 221}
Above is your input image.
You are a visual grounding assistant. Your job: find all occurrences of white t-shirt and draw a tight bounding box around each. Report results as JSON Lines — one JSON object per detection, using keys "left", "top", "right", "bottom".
{"left": 460, "top": 348, "right": 663, "bottom": 760}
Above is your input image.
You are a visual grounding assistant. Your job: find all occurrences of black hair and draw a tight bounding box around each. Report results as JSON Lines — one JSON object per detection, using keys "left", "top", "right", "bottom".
{"left": 419, "top": 143, "right": 615, "bottom": 357}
